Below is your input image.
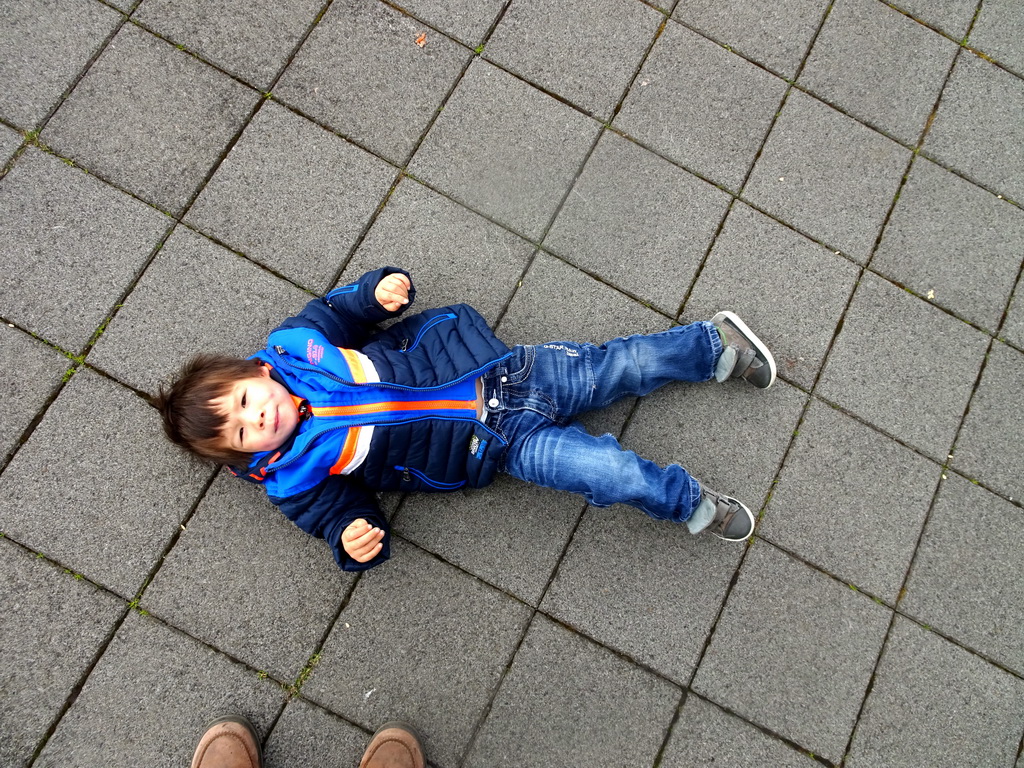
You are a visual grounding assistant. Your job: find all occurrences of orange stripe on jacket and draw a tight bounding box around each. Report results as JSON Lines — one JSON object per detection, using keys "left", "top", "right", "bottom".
{"left": 338, "top": 348, "right": 368, "bottom": 383}
{"left": 330, "top": 427, "right": 361, "bottom": 475}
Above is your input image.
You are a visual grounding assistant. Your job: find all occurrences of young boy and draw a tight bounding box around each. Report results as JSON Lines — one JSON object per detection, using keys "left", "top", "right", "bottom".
{"left": 156, "top": 267, "right": 775, "bottom": 571}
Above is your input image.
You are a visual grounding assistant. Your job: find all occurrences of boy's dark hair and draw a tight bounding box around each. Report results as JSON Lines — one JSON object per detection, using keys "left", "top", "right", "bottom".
{"left": 154, "top": 354, "right": 264, "bottom": 467}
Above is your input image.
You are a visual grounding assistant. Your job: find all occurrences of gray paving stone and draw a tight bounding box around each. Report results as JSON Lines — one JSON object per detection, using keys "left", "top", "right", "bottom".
{"left": 625, "top": 377, "right": 807, "bottom": 518}
{"left": 0, "top": 123, "right": 22, "bottom": 167}
{"left": 684, "top": 202, "right": 858, "bottom": 388}
{"left": 745, "top": 89, "right": 909, "bottom": 261}
{"left": 846, "top": 617, "right": 1024, "bottom": 768}
{"left": 187, "top": 102, "right": 395, "bottom": 292}
{"left": 497, "top": 253, "right": 670, "bottom": 346}
{"left": 873, "top": 157, "right": 1024, "bottom": 332}
{"left": 410, "top": 60, "right": 600, "bottom": 240}
{"left": 0, "top": 539, "right": 123, "bottom": 768}
{"left": 545, "top": 130, "right": 730, "bottom": 315}
{"left": 378, "top": 491, "right": 405, "bottom": 522}
{"left": 0, "top": 149, "right": 169, "bottom": 351}
{"left": 889, "top": 0, "right": 976, "bottom": 39}
{"left": 143, "top": 474, "right": 353, "bottom": 682}
{"left": 0, "top": 0, "right": 121, "bottom": 129}
{"left": 396, "top": 474, "right": 583, "bottom": 605}
{"left": 42, "top": 23, "right": 258, "bottom": 214}
{"left": 615, "top": 21, "right": 787, "bottom": 190}
{"left": 817, "top": 272, "right": 987, "bottom": 460}
{"left": 276, "top": 0, "right": 469, "bottom": 165}
{"left": 969, "top": 0, "right": 1024, "bottom": 75}
{"left": 951, "top": 341, "right": 1024, "bottom": 501}
{"left": 302, "top": 540, "right": 531, "bottom": 768}
{"left": 0, "top": 326, "right": 71, "bottom": 461}
{"left": 762, "top": 400, "right": 939, "bottom": 601}
{"left": 901, "top": 474, "right": 1024, "bottom": 675}
{"left": 1004, "top": 288, "right": 1024, "bottom": 350}
{"left": 89, "top": 226, "right": 309, "bottom": 394}
{"left": 484, "top": 0, "right": 662, "bottom": 119}
{"left": 104, "top": 0, "right": 138, "bottom": 12}
{"left": 264, "top": 698, "right": 369, "bottom": 768}
{"left": 661, "top": 695, "right": 818, "bottom": 768}
{"left": 339, "top": 178, "right": 534, "bottom": 326}
{"left": 924, "top": 52, "right": 1024, "bottom": 202}
{"left": 574, "top": 393, "right": 637, "bottom": 441}
{"left": 35, "top": 612, "right": 284, "bottom": 768}
{"left": 674, "top": 0, "right": 829, "bottom": 78}
{"left": 393, "top": 0, "right": 505, "bottom": 46}
{"left": 541, "top": 503, "right": 744, "bottom": 683}
{"left": 464, "top": 614, "right": 681, "bottom": 768}
{"left": 0, "top": 370, "right": 213, "bottom": 597}
{"left": 134, "top": 0, "right": 322, "bottom": 89}
{"left": 799, "top": 0, "right": 958, "bottom": 145}
{"left": 693, "top": 543, "right": 891, "bottom": 763}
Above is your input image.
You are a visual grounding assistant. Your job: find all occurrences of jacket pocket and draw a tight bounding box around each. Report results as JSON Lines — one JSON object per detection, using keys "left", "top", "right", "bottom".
{"left": 400, "top": 313, "right": 456, "bottom": 354}
{"left": 395, "top": 465, "right": 465, "bottom": 490}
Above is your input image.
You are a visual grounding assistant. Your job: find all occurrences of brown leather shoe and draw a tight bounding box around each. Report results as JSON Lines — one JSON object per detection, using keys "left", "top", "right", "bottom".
{"left": 359, "top": 722, "right": 425, "bottom": 768}
{"left": 191, "top": 715, "right": 262, "bottom": 768}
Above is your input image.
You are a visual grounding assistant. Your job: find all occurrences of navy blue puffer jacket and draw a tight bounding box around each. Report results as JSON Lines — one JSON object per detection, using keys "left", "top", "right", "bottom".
{"left": 233, "top": 267, "right": 512, "bottom": 571}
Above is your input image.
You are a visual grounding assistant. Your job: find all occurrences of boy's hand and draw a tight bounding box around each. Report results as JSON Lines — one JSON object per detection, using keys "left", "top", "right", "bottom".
{"left": 375, "top": 273, "right": 411, "bottom": 312}
{"left": 341, "top": 518, "right": 385, "bottom": 563}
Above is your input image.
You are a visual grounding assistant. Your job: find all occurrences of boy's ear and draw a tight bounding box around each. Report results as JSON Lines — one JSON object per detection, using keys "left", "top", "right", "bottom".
{"left": 258, "top": 363, "right": 270, "bottom": 377}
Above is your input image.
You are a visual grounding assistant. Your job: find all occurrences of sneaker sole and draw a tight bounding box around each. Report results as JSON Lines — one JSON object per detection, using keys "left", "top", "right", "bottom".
{"left": 710, "top": 501, "right": 755, "bottom": 542}
{"left": 716, "top": 310, "right": 777, "bottom": 388}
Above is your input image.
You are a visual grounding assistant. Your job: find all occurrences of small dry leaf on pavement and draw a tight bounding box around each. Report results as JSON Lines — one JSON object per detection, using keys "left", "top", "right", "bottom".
{"left": 415, "top": 32, "right": 427, "bottom": 47}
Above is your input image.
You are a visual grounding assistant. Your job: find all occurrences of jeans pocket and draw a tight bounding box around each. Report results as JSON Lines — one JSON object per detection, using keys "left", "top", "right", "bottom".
{"left": 503, "top": 345, "right": 535, "bottom": 384}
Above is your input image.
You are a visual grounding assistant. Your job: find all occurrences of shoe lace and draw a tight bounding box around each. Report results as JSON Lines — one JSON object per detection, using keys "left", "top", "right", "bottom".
{"left": 709, "top": 496, "right": 738, "bottom": 531}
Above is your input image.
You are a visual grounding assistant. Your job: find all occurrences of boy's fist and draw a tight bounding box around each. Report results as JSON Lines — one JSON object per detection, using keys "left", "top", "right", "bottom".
{"left": 375, "top": 273, "right": 411, "bottom": 312}
{"left": 341, "top": 518, "right": 385, "bottom": 563}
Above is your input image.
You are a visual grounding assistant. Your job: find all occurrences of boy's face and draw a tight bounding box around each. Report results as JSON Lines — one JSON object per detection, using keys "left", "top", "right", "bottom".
{"left": 213, "top": 366, "right": 299, "bottom": 455}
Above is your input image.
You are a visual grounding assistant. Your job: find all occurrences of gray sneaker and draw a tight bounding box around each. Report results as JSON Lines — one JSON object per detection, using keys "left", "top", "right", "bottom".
{"left": 712, "top": 311, "right": 776, "bottom": 389}
{"left": 702, "top": 488, "right": 755, "bottom": 542}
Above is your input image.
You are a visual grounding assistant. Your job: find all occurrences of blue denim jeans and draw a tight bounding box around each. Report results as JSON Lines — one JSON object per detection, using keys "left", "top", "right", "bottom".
{"left": 482, "top": 321, "right": 722, "bottom": 522}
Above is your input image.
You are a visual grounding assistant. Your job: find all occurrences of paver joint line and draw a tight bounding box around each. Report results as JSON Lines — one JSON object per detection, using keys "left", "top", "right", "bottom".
{"left": 761, "top": 531, "right": 1024, "bottom": 682}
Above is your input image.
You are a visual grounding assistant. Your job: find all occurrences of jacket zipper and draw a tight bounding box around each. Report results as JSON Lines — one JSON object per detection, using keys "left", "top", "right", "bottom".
{"left": 257, "top": 413, "right": 506, "bottom": 476}
{"left": 252, "top": 346, "right": 515, "bottom": 477}
{"left": 395, "top": 465, "right": 466, "bottom": 490}
{"left": 258, "top": 423, "right": 352, "bottom": 474}
{"left": 399, "top": 313, "right": 456, "bottom": 354}
{"left": 283, "top": 350, "right": 514, "bottom": 393}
